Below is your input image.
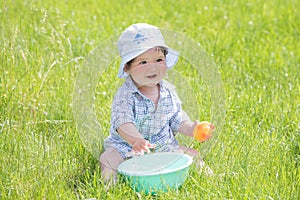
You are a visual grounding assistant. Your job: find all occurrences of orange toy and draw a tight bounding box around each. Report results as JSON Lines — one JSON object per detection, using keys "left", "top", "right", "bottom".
{"left": 193, "top": 121, "right": 213, "bottom": 142}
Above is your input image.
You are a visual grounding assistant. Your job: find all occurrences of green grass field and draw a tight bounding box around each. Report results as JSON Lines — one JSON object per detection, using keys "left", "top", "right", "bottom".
{"left": 1, "top": 0, "right": 299, "bottom": 199}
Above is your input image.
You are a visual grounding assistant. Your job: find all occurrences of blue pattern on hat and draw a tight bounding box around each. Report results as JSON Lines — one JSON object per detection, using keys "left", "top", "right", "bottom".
{"left": 133, "top": 33, "right": 148, "bottom": 44}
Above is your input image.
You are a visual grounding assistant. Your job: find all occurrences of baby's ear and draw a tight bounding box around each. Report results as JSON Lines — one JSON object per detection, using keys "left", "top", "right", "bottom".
{"left": 124, "top": 64, "right": 130, "bottom": 72}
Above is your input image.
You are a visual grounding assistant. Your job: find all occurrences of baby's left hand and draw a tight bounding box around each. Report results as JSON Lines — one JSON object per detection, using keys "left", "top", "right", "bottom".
{"left": 193, "top": 121, "right": 215, "bottom": 142}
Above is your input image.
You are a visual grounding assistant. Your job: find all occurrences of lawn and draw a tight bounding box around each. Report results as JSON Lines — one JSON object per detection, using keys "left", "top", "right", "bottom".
{"left": 1, "top": 0, "right": 299, "bottom": 199}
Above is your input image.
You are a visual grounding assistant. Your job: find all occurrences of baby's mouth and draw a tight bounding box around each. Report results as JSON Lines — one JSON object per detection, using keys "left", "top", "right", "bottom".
{"left": 146, "top": 74, "right": 157, "bottom": 79}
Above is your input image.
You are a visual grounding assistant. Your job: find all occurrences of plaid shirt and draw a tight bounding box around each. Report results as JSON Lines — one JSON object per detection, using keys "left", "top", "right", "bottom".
{"left": 104, "top": 76, "right": 183, "bottom": 158}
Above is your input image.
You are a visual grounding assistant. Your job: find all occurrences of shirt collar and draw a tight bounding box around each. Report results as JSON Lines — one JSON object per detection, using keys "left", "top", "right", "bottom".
{"left": 124, "top": 76, "right": 139, "bottom": 93}
{"left": 124, "top": 76, "right": 171, "bottom": 99}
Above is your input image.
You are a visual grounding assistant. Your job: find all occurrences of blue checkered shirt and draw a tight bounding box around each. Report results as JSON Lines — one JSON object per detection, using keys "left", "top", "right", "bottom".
{"left": 104, "top": 76, "right": 183, "bottom": 158}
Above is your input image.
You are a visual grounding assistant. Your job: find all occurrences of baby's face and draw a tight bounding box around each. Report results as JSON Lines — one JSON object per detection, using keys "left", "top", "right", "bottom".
{"left": 125, "top": 48, "right": 167, "bottom": 88}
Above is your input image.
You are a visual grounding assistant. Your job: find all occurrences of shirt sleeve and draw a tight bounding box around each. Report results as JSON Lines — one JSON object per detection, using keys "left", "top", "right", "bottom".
{"left": 168, "top": 87, "right": 183, "bottom": 132}
{"left": 111, "top": 88, "right": 135, "bottom": 131}
{"left": 164, "top": 80, "right": 191, "bottom": 123}
{"left": 169, "top": 104, "right": 182, "bottom": 132}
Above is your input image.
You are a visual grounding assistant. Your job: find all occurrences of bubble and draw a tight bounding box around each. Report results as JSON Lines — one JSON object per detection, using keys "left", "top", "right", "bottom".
{"left": 72, "top": 29, "right": 225, "bottom": 162}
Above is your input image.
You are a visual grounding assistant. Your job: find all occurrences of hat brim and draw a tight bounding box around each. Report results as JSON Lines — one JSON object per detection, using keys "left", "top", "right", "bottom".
{"left": 117, "top": 48, "right": 179, "bottom": 78}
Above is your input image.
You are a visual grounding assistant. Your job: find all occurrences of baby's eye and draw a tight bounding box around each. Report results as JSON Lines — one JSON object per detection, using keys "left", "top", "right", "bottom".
{"left": 156, "top": 58, "right": 164, "bottom": 63}
{"left": 138, "top": 60, "right": 147, "bottom": 65}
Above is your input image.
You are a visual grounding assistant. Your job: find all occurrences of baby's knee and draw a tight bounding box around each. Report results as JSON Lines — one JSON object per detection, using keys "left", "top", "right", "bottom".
{"left": 99, "top": 147, "right": 124, "bottom": 170}
{"left": 99, "top": 152, "right": 107, "bottom": 168}
{"left": 99, "top": 151, "right": 109, "bottom": 165}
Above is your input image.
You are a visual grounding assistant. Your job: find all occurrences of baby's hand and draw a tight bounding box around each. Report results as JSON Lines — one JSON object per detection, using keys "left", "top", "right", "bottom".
{"left": 129, "top": 138, "right": 156, "bottom": 157}
{"left": 193, "top": 121, "right": 215, "bottom": 142}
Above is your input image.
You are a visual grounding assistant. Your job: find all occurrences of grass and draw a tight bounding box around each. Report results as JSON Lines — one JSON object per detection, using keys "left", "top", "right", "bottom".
{"left": 1, "top": 0, "right": 299, "bottom": 199}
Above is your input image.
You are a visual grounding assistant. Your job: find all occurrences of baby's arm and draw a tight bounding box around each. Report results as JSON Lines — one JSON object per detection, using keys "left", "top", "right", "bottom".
{"left": 178, "top": 120, "right": 199, "bottom": 137}
{"left": 117, "top": 122, "right": 156, "bottom": 154}
{"left": 178, "top": 120, "right": 215, "bottom": 141}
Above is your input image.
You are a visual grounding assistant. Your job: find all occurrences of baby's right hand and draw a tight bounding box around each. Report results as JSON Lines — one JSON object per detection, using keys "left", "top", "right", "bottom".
{"left": 129, "top": 138, "right": 156, "bottom": 156}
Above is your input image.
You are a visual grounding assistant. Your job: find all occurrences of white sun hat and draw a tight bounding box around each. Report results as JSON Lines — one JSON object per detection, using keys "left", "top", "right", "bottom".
{"left": 117, "top": 23, "right": 179, "bottom": 78}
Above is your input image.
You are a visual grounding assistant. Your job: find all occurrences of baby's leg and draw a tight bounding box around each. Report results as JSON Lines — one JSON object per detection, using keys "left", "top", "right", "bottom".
{"left": 99, "top": 147, "right": 124, "bottom": 184}
{"left": 178, "top": 145, "right": 199, "bottom": 157}
{"left": 178, "top": 145, "right": 213, "bottom": 175}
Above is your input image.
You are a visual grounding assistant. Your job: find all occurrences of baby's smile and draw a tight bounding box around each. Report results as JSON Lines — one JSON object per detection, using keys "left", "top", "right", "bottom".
{"left": 146, "top": 74, "right": 158, "bottom": 79}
